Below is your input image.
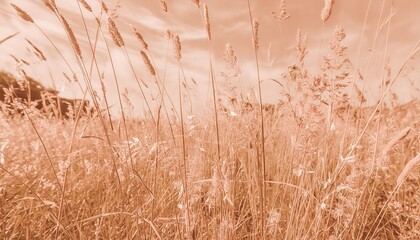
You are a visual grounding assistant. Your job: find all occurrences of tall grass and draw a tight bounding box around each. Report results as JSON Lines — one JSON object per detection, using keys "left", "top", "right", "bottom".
{"left": 1, "top": 0, "right": 419, "bottom": 239}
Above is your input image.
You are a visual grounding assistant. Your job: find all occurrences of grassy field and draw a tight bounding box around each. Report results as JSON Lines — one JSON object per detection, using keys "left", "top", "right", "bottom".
{"left": 1, "top": 0, "right": 419, "bottom": 239}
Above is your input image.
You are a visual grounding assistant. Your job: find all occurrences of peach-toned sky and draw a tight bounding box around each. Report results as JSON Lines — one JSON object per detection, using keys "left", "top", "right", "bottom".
{"left": 1, "top": 0, "right": 419, "bottom": 116}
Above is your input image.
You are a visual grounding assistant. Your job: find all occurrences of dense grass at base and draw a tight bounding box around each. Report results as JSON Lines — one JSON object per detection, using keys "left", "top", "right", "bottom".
{"left": 0, "top": 101, "right": 418, "bottom": 239}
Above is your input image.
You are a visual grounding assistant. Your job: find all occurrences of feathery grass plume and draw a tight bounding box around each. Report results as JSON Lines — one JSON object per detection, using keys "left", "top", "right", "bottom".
{"left": 160, "top": 0, "right": 168, "bottom": 12}
{"left": 10, "top": 4, "right": 34, "bottom": 23}
{"left": 203, "top": 4, "right": 211, "bottom": 40}
{"left": 79, "top": 0, "right": 93, "bottom": 13}
{"left": 108, "top": 18, "right": 125, "bottom": 47}
{"left": 321, "top": 0, "right": 334, "bottom": 22}
{"left": 173, "top": 33, "right": 182, "bottom": 60}
{"left": 397, "top": 154, "right": 420, "bottom": 186}
{"left": 192, "top": 0, "right": 200, "bottom": 8}
{"left": 252, "top": 18, "right": 259, "bottom": 51}
{"left": 273, "top": 0, "right": 290, "bottom": 21}
{"left": 330, "top": 25, "right": 347, "bottom": 56}
{"left": 25, "top": 39, "right": 46, "bottom": 61}
{"left": 100, "top": 0, "right": 109, "bottom": 13}
{"left": 141, "top": 51, "right": 156, "bottom": 76}
{"left": 224, "top": 44, "right": 238, "bottom": 70}
{"left": 223, "top": 43, "right": 241, "bottom": 77}
{"left": 59, "top": 14, "right": 82, "bottom": 58}
{"left": 131, "top": 25, "right": 148, "bottom": 50}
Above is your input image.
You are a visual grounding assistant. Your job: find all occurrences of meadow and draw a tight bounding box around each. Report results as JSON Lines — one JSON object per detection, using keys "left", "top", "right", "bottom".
{"left": 0, "top": 0, "right": 419, "bottom": 239}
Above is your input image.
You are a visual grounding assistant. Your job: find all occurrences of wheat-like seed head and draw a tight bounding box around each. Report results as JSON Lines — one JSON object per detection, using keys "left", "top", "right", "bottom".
{"left": 59, "top": 14, "right": 82, "bottom": 58}
{"left": 253, "top": 18, "right": 259, "bottom": 51}
{"left": 108, "top": 18, "right": 124, "bottom": 47}
{"left": 192, "top": 0, "right": 200, "bottom": 8}
{"left": 131, "top": 25, "right": 148, "bottom": 50}
{"left": 203, "top": 4, "right": 211, "bottom": 40}
{"left": 173, "top": 33, "right": 182, "bottom": 61}
{"left": 160, "top": 0, "right": 168, "bottom": 12}
{"left": 397, "top": 154, "right": 420, "bottom": 186}
{"left": 42, "top": 0, "right": 56, "bottom": 12}
{"left": 321, "top": 0, "right": 334, "bottom": 22}
{"left": 273, "top": 0, "right": 290, "bottom": 21}
{"left": 79, "top": 0, "right": 93, "bottom": 13}
{"left": 140, "top": 51, "right": 156, "bottom": 76}
{"left": 10, "top": 4, "right": 34, "bottom": 23}
{"left": 224, "top": 44, "right": 238, "bottom": 70}
{"left": 380, "top": 127, "right": 411, "bottom": 160}
{"left": 100, "top": 1, "right": 109, "bottom": 13}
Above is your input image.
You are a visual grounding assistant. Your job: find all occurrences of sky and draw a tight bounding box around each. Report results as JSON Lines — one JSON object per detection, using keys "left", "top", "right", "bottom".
{"left": 0, "top": 0, "right": 419, "bottom": 117}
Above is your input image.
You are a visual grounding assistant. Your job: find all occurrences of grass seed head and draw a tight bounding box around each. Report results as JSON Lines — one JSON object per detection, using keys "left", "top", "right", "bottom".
{"left": 60, "top": 14, "right": 82, "bottom": 58}
{"left": 79, "top": 0, "right": 93, "bottom": 13}
{"left": 10, "top": 4, "right": 34, "bottom": 23}
{"left": 101, "top": 1, "right": 109, "bottom": 13}
{"left": 131, "top": 25, "right": 148, "bottom": 50}
{"left": 253, "top": 18, "right": 259, "bottom": 51}
{"left": 173, "top": 33, "right": 182, "bottom": 61}
{"left": 108, "top": 18, "right": 125, "bottom": 47}
{"left": 141, "top": 51, "right": 156, "bottom": 76}
{"left": 160, "top": 0, "right": 168, "bottom": 12}
{"left": 203, "top": 4, "right": 211, "bottom": 40}
{"left": 321, "top": 0, "right": 334, "bottom": 22}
